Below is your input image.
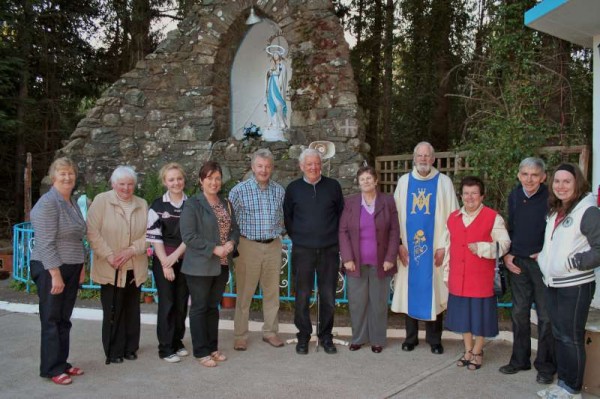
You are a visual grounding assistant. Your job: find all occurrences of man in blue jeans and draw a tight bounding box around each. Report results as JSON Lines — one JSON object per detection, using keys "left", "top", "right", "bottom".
{"left": 499, "top": 157, "right": 556, "bottom": 384}
{"left": 283, "top": 148, "right": 344, "bottom": 355}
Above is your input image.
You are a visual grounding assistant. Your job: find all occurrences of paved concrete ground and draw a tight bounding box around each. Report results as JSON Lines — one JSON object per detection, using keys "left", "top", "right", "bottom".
{"left": 1, "top": 279, "right": 599, "bottom": 399}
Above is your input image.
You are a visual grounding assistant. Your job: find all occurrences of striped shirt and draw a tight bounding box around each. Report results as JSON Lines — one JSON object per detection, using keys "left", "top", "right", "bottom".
{"left": 228, "top": 176, "right": 284, "bottom": 240}
{"left": 30, "top": 186, "right": 86, "bottom": 269}
{"left": 146, "top": 191, "right": 187, "bottom": 247}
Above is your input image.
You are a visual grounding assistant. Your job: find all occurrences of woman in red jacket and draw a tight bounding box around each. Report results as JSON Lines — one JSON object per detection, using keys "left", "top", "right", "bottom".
{"left": 445, "top": 176, "right": 510, "bottom": 370}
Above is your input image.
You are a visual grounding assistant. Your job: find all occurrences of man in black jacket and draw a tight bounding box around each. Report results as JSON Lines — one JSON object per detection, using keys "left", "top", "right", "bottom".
{"left": 499, "top": 157, "right": 556, "bottom": 385}
{"left": 283, "top": 148, "right": 344, "bottom": 355}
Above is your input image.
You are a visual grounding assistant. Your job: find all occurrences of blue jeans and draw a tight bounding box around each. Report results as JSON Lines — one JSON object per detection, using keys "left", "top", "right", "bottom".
{"left": 546, "top": 282, "right": 595, "bottom": 394}
{"left": 508, "top": 256, "right": 555, "bottom": 376}
{"left": 292, "top": 244, "right": 340, "bottom": 343}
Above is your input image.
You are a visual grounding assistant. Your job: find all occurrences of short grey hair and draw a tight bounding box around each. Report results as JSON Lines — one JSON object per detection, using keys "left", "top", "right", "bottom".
{"left": 251, "top": 148, "right": 274, "bottom": 166}
{"left": 110, "top": 166, "right": 138, "bottom": 185}
{"left": 413, "top": 141, "right": 435, "bottom": 157}
{"left": 299, "top": 148, "right": 322, "bottom": 164}
{"left": 518, "top": 157, "right": 546, "bottom": 173}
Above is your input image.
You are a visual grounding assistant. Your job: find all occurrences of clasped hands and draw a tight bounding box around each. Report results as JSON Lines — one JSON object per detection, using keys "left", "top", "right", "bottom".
{"left": 107, "top": 247, "right": 136, "bottom": 270}
{"left": 213, "top": 241, "right": 235, "bottom": 258}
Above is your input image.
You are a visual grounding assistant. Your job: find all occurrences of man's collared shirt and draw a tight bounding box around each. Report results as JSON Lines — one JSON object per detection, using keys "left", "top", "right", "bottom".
{"left": 229, "top": 176, "right": 285, "bottom": 241}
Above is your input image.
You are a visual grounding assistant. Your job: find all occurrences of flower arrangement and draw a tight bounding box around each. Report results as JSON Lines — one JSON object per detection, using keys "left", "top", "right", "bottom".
{"left": 242, "top": 122, "right": 262, "bottom": 139}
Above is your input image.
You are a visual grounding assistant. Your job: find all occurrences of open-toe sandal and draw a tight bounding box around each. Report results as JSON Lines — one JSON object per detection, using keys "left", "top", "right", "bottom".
{"left": 456, "top": 350, "right": 473, "bottom": 367}
{"left": 51, "top": 373, "right": 72, "bottom": 385}
{"left": 199, "top": 356, "right": 217, "bottom": 367}
{"left": 467, "top": 351, "right": 483, "bottom": 371}
{"left": 66, "top": 367, "right": 84, "bottom": 376}
{"left": 210, "top": 351, "right": 227, "bottom": 362}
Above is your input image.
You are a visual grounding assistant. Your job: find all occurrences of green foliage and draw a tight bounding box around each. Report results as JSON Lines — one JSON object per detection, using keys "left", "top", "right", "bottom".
{"left": 137, "top": 171, "right": 164, "bottom": 205}
{"left": 83, "top": 181, "right": 110, "bottom": 201}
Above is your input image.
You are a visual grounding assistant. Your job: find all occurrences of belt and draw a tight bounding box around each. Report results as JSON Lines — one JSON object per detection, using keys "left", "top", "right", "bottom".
{"left": 242, "top": 236, "right": 276, "bottom": 244}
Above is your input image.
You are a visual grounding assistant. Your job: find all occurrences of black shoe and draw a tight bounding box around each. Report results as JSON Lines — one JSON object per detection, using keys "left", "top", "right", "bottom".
{"left": 124, "top": 352, "right": 138, "bottom": 360}
{"left": 296, "top": 342, "right": 309, "bottom": 355}
{"left": 430, "top": 344, "right": 444, "bottom": 355}
{"left": 321, "top": 340, "right": 337, "bottom": 354}
{"left": 349, "top": 344, "right": 362, "bottom": 351}
{"left": 498, "top": 364, "right": 531, "bottom": 374}
{"left": 401, "top": 343, "right": 416, "bottom": 352}
{"left": 107, "top": 356, "right": 124, "bottom": 364}
{"left": 536, "top": 373, "right": 553, "bottom": 385}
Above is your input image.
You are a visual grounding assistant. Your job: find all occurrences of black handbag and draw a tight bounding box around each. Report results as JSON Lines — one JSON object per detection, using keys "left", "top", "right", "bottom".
{"left": 494, "top": 242, "right": 507, "bottom": 297}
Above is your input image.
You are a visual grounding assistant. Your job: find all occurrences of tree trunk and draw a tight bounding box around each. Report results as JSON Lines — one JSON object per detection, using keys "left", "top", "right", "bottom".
{"left": 381, "top": 0, "right": 394, "bottom": 154}
{"left": 366, "top": 0, "right": 383, "bottom": 157}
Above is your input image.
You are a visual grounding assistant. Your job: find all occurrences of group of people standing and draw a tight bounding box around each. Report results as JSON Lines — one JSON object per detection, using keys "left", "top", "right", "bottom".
{"left": 28, "top": 142, "right": 599, "bottom": 399}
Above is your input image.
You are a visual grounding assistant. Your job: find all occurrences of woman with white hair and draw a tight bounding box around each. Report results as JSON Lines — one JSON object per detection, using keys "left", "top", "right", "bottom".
{"left": 87, "top": 166, "right": 148, "bottom": 364}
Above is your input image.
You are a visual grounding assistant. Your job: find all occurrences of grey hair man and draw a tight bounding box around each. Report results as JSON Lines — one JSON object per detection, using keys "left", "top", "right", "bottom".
{"left": 229, "top": 149, "right": 286, "bottom": 351}
{"left": 391, "top": 141, "right": 459, "bottom": 355}
{"left": 283, "top": 148, "right": 344, "bottom": 355}
{"left": 499, "top": 157, "right": 555, "bottom": 384}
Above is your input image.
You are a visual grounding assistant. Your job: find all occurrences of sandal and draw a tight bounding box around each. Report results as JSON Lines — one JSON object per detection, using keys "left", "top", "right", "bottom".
{"left": 66, "top": 367, "right": 84, "bottom": 376}
{"left": 467, "top": 351, "right": 483, "bottom": 370}
{"left": 210, "top": 351, "right": 227, "bottom": 362}
{"left": 456, "top": 350, "right": 473, "bottom": 367}
{"left": 198, "top": 356, "right": 217, "bottom": 368}
{"left": 51, "top": 373, "right": 72, "bottom": 385}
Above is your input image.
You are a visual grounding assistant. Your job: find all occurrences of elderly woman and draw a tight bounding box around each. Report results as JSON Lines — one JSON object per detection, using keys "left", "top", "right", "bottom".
{"left": 87, "top": 166, "right": 148, "bottom": 364}
{"left": 537, "top": 164, "right": 600, "bottom": 399}
{"left": 180, "top": 161, "right": 240, "bottom": 367}
{"left": 146, "top": 163, "right": 189, "bottom": 363}
{"left": 30, "top": 158, "right": 86, "bottom": 385}
{"left": 445, "top": 176, "right": 510, "bottom": 370}
{"left": 339, "top": 165, "right": 399, "bottom": 353}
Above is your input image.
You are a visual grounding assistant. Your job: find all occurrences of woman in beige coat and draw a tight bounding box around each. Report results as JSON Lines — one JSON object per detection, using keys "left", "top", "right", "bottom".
{"left": 87, "top": 166, "right": 148, "bottom": 364}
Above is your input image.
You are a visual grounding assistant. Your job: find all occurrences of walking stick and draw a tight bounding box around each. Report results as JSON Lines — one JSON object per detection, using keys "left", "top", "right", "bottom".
{"left": 105, "top": 268, "right": 119, "bottom": 364}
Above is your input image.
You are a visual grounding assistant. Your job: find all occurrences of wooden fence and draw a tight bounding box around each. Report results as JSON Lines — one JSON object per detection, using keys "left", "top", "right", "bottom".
{"left": 375, "top": 145, "right": 590, "bottom": 194}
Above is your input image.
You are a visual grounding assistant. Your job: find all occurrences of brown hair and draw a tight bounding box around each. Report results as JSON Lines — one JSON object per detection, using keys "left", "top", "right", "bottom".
{"left": 548, "top": 163, "right": 589, "bottom": 216}
{"left": 460, "top": 176, "right": 485, "bottom": 196}
{"left": 198, "top": 161, "right": 222, "bottom": 183}
{"left": 356, "top": 165, "right": 378, "bottom": 181}
{"left": 159, "top": 162, "right": 186, "bottom": 186}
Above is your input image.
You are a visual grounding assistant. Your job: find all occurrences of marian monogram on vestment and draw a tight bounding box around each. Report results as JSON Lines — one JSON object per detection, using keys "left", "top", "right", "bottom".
{"left": 410, "top": 188, "right": 432, "bottom": 215}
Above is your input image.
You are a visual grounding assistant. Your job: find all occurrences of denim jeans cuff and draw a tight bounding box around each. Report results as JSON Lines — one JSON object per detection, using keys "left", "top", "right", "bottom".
{"left": 557, "top": 379, "right": 579, "bottom": 394}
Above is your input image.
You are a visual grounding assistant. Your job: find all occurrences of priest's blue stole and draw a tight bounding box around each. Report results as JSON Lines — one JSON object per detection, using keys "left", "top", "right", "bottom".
{"left": 406, "top": 173, "right": 439, "bottom": 320}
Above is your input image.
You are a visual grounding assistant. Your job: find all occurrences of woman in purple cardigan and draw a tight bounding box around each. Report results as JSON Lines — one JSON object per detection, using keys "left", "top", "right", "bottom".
{"left": 339, "top": 165, "right": 400, "bottom": 353}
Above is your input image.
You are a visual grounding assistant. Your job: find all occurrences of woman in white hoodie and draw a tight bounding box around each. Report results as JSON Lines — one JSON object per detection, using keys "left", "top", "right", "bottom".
{"left": 537, "top": 163, "right": 600, "bottom": 399}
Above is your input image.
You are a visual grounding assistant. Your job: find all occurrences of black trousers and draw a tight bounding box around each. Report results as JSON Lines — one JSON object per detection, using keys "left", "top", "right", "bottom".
{"left": 508, "top": 256, "right": 555, "bottom": 376}
{"left": 30, "top": 260, "right": 83, "bottom": 378}
{"left": 153, "top": 256, "right": 189, "bottom": 358}
{"left": 404, "top": 313, "right": 443, "bottom": 346}
{"left": 100, "top": 270, "right": 141, "bottom": 358}
{"left": 292, "top": 244, "right": 340, "bottom": 343}
{"left": 185, "top": 267, "right": 228, "bottom": 358}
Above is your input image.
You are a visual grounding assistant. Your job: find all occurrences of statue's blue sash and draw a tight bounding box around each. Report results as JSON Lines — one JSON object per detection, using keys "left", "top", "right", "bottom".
{"left": 406, "top": 173, "right": 439, "bottom": 319}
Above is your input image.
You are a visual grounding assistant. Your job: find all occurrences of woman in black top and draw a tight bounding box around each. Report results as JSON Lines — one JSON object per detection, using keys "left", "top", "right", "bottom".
{"left": 146, "top": 163, "right": 189, "bottom": 363}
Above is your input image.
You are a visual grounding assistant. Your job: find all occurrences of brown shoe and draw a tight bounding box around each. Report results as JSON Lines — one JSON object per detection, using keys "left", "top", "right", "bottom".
{"left": 234, "top": 339, "right": 247, "bottom": 351}
{"left": 262, "top": 335, "right": 285, "bottom": 348}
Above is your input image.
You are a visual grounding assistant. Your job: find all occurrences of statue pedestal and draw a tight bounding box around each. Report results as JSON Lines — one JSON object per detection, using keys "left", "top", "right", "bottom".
{"left": 262, "top": 127, "right": 287, "bottom": 142}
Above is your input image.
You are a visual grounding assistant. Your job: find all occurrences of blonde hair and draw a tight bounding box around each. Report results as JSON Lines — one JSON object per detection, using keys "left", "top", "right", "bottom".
{"left": 48, "top": 157, "right": 78, "bottom": 180}
{"left": 159, "top": 162, "right": 186, "bottom": 187}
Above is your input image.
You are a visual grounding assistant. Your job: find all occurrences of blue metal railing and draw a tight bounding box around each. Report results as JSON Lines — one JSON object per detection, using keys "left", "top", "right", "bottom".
{"left": 12, "top": 222, "right": 511, "bottom": 307}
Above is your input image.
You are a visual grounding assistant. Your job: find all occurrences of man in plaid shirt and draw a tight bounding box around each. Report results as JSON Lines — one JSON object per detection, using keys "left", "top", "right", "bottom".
{"left": 229, "top": 149, "right": 285, "bottom": 351}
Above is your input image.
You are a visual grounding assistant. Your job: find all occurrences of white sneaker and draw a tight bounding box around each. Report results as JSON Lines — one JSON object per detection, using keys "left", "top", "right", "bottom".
{"left": 163, "top": 354, "right": 181, "bottom": 363}
{"left": 537, "top": 384, "right": 561, "bottom": 398}
{"left": 538, "top": 385, "right": 582, "bottom": 399}
{"left": 176, "top": 348, "right": 189, "bottom": 357}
